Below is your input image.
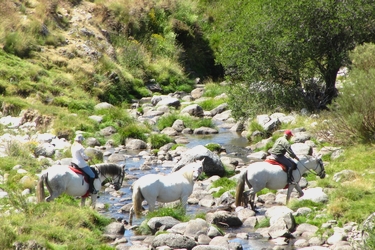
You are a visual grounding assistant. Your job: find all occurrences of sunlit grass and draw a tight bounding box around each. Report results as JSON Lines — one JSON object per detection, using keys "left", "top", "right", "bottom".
{"left": 317, "top": 145, "right": 375, "bottom": 224}
{"left": 202, "top": 82, "right": 229, "bottom": 98}
{"left": 210, "top": 177, "right": 236, "bottom": 198}
{"left": 197, "top": 98, "right": 227, "bottom": 111}
{"left": 156, "top": 112, "right": 215, "bottom": 131}
{"left": 149, "top": 133, "right": 174, "bottom": 149}
{"left": 0, "top": 200, "right": 112, "bottom": 249}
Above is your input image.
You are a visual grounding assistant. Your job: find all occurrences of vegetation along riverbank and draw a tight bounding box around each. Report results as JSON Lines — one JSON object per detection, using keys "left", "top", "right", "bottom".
{"left": 1, "top": 0, "right": 375, "bottom": 249}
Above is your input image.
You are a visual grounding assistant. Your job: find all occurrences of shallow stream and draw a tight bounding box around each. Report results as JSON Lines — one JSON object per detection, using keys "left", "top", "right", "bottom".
{"left": 99, "top": 126, "right": 279, "bottom": 249}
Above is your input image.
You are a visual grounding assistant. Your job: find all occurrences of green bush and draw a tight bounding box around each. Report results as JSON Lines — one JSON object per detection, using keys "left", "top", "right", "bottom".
{"left": 149, "top": 133, "right": 174, "bottom": 149}
{"left": 156, "top": 113, "right": 180, "bottom": 130}
{"left": 324, "top": 43, "right": 375, "bottom": 145}
{"left": 3, "top": 32, "right": 35, "bottom": 58}
{"left": 117, "top": 124, "right": 149, "bottom": 144}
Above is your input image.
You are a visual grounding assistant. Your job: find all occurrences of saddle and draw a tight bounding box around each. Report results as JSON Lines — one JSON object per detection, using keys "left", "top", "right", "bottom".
{"left": 70, "top": 163, "right": 99, "bottom": 179}
{"left": 265, "top": 157, "right": 287, "bottom": 172}
{"left": 69, "top": 163, "right": 99, "bottom": 197}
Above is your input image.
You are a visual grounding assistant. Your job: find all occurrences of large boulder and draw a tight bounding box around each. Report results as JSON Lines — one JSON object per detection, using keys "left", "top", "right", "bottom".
{"left": 152, "top": 233, "right": 196, "bottom": 250}
{"left": 173, "top": 145, "right": 225, "bottom": 177}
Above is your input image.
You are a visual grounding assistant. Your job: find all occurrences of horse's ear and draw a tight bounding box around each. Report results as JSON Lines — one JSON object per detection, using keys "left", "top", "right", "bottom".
{"left": 316, "top": 154, "right": 322, "bottom": 159}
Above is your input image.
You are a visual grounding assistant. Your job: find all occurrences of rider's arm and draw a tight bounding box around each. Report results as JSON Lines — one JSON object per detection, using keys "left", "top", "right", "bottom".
{"left": 284, "top": 141, "right": 298, "bottom": 160}
{"left": 79, "top": 147, "right": 89, "bottom": 161}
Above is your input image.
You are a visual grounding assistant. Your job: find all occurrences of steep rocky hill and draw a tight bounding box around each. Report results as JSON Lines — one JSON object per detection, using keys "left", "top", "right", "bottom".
{"left": 0, "top": 0, "right": 221, "bottom": 111}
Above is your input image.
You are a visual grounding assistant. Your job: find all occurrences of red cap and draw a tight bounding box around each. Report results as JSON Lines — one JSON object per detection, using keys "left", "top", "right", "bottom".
{"left": 284, "top": 129, "right": 293, "bottom": 136}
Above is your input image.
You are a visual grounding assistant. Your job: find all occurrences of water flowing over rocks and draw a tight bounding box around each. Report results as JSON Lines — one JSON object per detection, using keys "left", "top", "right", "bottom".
{"left": 0, "top": 87, "right": 369, "bottom": 249}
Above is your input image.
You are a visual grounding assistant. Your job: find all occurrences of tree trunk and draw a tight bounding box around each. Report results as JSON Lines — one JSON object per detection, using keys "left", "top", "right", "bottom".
{"left": 322, "top": 66, "right": 340, "bottom": 108}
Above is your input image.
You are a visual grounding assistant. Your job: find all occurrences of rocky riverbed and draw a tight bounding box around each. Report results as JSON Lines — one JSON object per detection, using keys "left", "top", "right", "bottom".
{"left": 0, "top": 88, "right": 368, "bottom": 250}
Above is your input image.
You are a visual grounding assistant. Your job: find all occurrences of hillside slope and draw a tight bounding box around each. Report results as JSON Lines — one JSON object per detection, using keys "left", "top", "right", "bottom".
{"left": 0, "top": 0, "right": 220, "bottom": 118}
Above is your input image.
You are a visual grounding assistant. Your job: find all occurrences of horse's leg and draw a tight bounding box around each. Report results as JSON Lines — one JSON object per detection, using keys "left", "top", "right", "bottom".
{"left": 148, "top": 199, "right": 156, "bottom": 212}
{"left": 81, "top": 197, "right": 86, "bottom": 207}
{"left": 250, "top": 192, "right": 256, "bottom": 211}
{"left": 295, "top": 183, "right": 304, "bottom": 198}
{"left": 90, "top": 194, "right": 97, "bottom": 208}
{"left": 242, "top": 190, "right": 250, "bottom": 208}
{"left": 129, "top": 206, "right": 134, "bottom": 226}
{"left": 286, "top": 184, "right": 295, "bottom": 205}
{"left": 44, "top": 177, "right": 64, "bottom": 202}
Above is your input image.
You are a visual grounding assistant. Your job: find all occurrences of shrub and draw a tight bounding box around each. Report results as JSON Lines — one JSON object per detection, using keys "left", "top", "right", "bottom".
{"left": 117, "top": 124, "right": 149, "bottom": 145}
{"left": 149, "top": 133, "right": 173, "bottom": 149}
{"left": 3, "top": 32, "right": 35, "bottom": 58}
{"left": 323, "top": 43, "right": 375, "bottom": 145}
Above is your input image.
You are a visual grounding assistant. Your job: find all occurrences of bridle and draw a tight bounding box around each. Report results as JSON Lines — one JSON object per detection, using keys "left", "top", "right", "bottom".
{"left": 193, "top": 166, "right": 203, "bottom": 181}
{"left": 298, "top": 156, "right": 325, "bottom": 179}
{"left": 95, "top": 164, "right": 125, "bottom": 190}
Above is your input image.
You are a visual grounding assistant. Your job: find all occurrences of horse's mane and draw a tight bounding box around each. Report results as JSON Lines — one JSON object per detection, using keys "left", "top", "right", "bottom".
{"left": 94, "top": 163, "right": 123, "bottom": 176}
{"left": 177, "top": 163, "right": 199, "bottom": 183}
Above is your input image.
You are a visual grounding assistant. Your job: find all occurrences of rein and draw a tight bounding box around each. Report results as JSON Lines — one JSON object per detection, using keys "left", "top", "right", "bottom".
{"left": 94, "top": 164, "right": 125, "bottom": 188}
{"left": 297, "top": 156, "right": 325, "bottom": 178}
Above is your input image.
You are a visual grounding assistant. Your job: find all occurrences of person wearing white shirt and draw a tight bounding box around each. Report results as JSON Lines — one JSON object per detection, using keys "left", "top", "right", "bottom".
{"left": 71, "top": 134, "right": 98, "bottom": 194}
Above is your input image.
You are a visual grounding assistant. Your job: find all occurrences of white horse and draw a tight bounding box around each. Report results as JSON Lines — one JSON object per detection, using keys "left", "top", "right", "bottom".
{"left": 36, "top": 163, "right": 125, "bottom": 208}
{"left": 129, "top": 159, "right": 204, "bottom": 225}
{"left": 235, "top": 155, "right": 325, "bottom": 211}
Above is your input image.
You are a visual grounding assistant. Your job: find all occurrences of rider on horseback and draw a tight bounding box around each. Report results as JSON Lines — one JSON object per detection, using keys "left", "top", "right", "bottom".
{"left": 269, "top": 129, "right": 300, "bottom": 184}
{"left": 71, "top": 134, "right": 98, "bottom": 194}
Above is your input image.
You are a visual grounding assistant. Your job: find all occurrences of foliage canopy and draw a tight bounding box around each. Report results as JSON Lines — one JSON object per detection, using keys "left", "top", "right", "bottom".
{"left": 207, "top": 0, "right": 375, "bottom": 119}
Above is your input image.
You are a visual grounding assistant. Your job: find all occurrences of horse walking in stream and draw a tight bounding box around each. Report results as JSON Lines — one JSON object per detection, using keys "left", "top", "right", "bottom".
{"left": 235, "top": 155, "right": 325, "bottom": 211}
{"left": 36, "top": 163, "right": 125, "bottom": 208}
{"left": 129, "top": 159, "right": 204, "bottom": 225}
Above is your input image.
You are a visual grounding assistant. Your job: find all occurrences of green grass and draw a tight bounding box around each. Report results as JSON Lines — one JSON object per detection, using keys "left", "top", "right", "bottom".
{"left": 255, "top": 218, "right": 270, "bottom": 228}
{"left": 136, "top": 204, "right": 190, "bottom": 235}
{"left": 317, "top": 145, "right": 375, "bottom": 225}
{"left": 197, "top": 98, "right": 227, "bottom": 111}
{"left": 149, "top": 133, "right": 174, "bottom": 149}
{"left": 205, "top": 143, "right": 222, "bottom": 152}
{"left": 210, "top": 177, "right": 237, "bottom": 198}
{"left": 145, "top": 204, "right": 190, "bottom": 222}
{"left": 156, "top": 112, "right": 215, "bottom": 131}
{"left": 202, "top": 82, "right": 229, "bottom": 98}
{"left": 0, "top": 198, "right": 113, "bottom": 249}
{"left": 257, "top": 188, "right": 277, "bottom": 196}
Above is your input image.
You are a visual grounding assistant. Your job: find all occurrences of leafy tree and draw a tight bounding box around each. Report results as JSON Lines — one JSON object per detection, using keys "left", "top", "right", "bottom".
{"left": 323, "top": 43, "right": 375, "bottom": 145}
{"left": 211, "top": 0, "right": 375, "bottom": 118}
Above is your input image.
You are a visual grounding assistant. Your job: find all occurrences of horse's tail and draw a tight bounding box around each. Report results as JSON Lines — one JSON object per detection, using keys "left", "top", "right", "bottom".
{"left": 235, "top": 170, "right": 247, "bottom": 207}
{"left": 132, "top": 184, "right": 144, "bottom": 218}
{"left": 36, "top": 173, "right": 47, "bottom": 202}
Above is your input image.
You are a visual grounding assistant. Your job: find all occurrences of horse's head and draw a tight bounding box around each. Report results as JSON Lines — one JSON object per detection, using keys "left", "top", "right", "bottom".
{"left": 97, "top": 163, "right": 125, "bottom": 191}
{"left": 192, "top": 159, "right": 204, "bottom": 181}
{"left": 299, "top": 155, "right": 325, "bottom": 179}
{"left": 316, "top": 155, "right": 326, "bottom": 179}
{"left": 111, "top": 165, "right": 125, "bottom": 190}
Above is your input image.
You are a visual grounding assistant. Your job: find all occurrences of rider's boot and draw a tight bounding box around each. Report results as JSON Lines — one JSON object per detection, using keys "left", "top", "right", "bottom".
{"left": 89, "top": 177, "right": 98, "bottom": 194}
{"left": 287, "top": 167, "right": 295, "bottom": 185}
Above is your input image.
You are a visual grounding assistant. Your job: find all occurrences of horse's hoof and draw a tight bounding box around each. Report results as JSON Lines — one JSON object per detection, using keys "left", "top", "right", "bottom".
{"left": 298, "top": 192, "right": 304, "bottom": 198}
